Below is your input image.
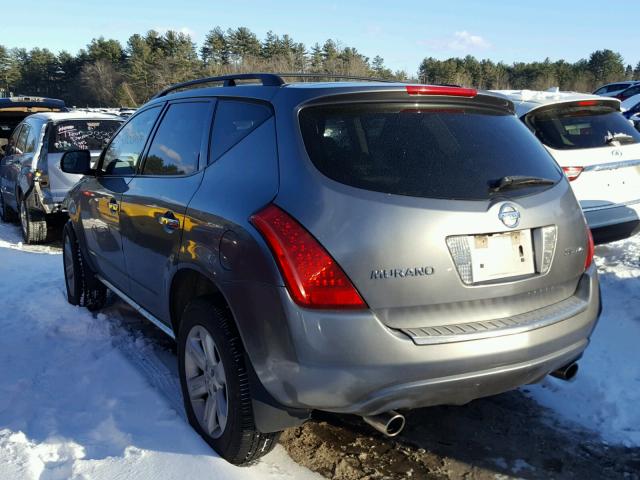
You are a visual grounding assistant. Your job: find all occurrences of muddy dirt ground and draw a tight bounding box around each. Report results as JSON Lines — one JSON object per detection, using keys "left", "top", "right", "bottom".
{"left": 279, "top": 393, "right": 640, "bottom": 480}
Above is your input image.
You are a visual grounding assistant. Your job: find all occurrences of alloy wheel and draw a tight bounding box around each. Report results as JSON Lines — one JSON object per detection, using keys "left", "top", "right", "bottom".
{"left": 184, "top": 325, "right": 228, "bottom": 439}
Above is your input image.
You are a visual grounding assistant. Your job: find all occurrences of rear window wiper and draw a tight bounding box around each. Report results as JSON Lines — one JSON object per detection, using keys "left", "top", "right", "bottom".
{"left": 604, "top": 132, "right": 636, "bottom": 146}
{"left": 489, "top": 175, "right": 556, "bottom": 193}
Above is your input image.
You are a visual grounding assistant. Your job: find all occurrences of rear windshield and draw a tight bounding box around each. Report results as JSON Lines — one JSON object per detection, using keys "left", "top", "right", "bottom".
{"left": 299, "top": 103, "right": 562, "bottom": 200}
{"left": 49, "top": 119, "right": 122, "bottom": 153}
{"left": 526, "top": 106, "right": 640, "bottom": 150}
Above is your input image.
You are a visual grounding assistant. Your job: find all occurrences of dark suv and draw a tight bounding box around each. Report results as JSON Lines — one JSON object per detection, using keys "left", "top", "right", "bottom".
{"left": 61, "top": 74, "right": 600, "bottom": 465}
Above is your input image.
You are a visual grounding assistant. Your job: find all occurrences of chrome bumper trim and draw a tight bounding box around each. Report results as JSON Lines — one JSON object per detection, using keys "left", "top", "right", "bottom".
{"left": 399, "top": 295, "right": 587, "bottom": 345}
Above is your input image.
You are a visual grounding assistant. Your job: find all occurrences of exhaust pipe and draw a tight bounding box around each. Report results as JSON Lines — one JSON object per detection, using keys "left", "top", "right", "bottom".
{"left": 550, "top": 361, "right": 579, "bottom": 381}
{"left": 362, "top": 410, "right": 406, "bottom": 437}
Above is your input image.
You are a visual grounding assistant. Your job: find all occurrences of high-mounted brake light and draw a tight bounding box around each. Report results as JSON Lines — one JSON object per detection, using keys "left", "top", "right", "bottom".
{"left": 406, "top": 85, "right": 477, "bottom": 97}
{"left": 251, "top": 204, "right": 367, "bottom": 309}
{"left": 585, "top": 228, "right": 595, "bottom": 270}
{"left": 577, "top": 100, "right": 598, "bottom": 107}
{"left": 562, "top": 166, "right": 583, "bottom": 181}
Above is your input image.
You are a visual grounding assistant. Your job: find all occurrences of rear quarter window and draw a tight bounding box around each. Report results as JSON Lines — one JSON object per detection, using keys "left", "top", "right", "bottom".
{"left": 210, "top": 100, "right": 272, "bottom": 161}
{"left": 299, "top": 103, "right": 562, "bottom": 200}
{"left": 50, "top": 119, "right": 122, "bottom": 153}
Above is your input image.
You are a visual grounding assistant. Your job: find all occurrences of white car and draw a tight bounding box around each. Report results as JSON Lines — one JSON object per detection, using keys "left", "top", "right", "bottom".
{"left": 495, "top": 90, "right": 640, "bottom": 244}
{"left": 593, "top": 81, "right": 640, "bottom": 98}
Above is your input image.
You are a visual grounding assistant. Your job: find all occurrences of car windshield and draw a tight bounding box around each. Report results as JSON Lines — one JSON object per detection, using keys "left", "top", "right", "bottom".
{"left": 299, "top": 103, "right": 562, "bottom": 200}
{"left": 526, "top": 105, "right": 640, "bottom": 150}
{"left": 49, "top": 119, "right": 122, "bottom": 153}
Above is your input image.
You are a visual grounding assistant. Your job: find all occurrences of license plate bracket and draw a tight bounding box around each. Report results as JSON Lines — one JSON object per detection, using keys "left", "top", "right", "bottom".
{"left": 469, "top": 229, "right": 534, "bottom": 283}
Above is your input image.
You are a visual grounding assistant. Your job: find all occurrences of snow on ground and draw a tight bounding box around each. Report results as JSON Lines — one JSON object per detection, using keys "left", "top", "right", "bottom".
{"left": 0, "top": 221, "right": 322, "bottom": 480}
{"left": 527, "top": 236, "right": 640, "bottom": 447}
{"left": 0, "top": 220, "right": 639, "bottom": 480}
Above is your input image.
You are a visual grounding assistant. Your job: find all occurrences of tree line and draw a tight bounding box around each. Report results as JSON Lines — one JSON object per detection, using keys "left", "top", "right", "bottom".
{"left": 0, "top": 26, "right": 636, "bottom": 107}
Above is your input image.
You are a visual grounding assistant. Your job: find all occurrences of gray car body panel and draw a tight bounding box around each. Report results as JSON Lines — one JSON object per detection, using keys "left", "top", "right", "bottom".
{"left": 66, "top": 81, "right": 601, "bottom": 422}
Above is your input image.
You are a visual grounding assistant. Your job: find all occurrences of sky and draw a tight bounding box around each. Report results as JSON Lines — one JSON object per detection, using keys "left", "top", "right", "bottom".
{"left": 0, "top": 0, "right": 638, "bottom": 75}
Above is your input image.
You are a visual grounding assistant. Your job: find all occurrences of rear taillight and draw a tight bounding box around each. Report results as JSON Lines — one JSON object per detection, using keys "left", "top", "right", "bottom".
{"left": 250, "top": 204, "right": 367, "bottom": 310}
{"left": 584, "top": 228, "right": 595, "bottom": 271}
{"left": 562, "top": 166, "right": 583, "bottom": 181}
{"left": 406, "top": 85, "right": 477, "bottom": 97}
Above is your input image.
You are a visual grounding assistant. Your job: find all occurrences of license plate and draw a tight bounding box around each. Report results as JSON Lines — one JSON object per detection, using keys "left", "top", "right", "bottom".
{"left": 469, "top": 229, "right": 534, "bottom": 283}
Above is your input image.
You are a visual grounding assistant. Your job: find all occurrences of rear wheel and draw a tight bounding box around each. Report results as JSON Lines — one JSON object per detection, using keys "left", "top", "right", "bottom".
{"left": 0, "top": 192, "right": 17, "bottom": 223}
{"left": 20, "top": 196, "right": 47, "bottom": 244}
{"left": 62, "top": 222, "right": 107, "bottom": 311}
{"left": 177, "top": 298, "right": 280, "bottom": 465}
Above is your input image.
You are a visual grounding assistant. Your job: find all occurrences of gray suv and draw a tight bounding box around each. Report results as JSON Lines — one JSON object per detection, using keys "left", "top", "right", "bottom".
{"left": 60, "top": 74, "right": 601, "bottom": 465}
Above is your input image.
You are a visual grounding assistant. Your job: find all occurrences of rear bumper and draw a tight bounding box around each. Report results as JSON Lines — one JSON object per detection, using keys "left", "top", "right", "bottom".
{"left": 583, "top": 201, "right": 640, "bottom": 244}
{"left": 33, "top": 183, "right": 67, "bottom": 214}
{"left": 228, "top": 264, "right": 601, "bottom": 416}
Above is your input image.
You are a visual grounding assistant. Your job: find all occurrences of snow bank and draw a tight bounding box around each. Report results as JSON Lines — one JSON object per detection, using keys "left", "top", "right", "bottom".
{"left": 527, "top": 237, "right": 640, "bottom": 447}
{"left": 0, "top": 222, "right": 321, "bottom": 480}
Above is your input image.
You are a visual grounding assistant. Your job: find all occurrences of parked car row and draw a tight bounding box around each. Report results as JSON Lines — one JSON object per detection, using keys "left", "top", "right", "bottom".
{"left": 0, "top": 76, "right": 620, "bottom": 465}
{"left": 593, "top": 80, "right": 640, "bottom": 100}
{"left": 0, "top": 101, "right": 123, "bottom": 241}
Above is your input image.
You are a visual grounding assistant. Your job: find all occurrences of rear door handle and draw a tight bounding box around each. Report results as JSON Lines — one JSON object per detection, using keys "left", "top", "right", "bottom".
{"left": 108, "top": 198, "right": 119, "bottom": 213}
{"left": 159, "top": 212, "right": 180, "bottom": 232}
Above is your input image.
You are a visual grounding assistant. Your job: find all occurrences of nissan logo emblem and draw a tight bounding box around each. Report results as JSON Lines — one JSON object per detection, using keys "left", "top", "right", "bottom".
{"left": 498, "top": 203, "right": 520, "bottom": 228}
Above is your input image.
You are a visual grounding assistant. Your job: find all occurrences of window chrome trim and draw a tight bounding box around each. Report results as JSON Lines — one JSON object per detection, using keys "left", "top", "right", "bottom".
{"left": 583, "top": 158, "right": 640, "bottom": 172}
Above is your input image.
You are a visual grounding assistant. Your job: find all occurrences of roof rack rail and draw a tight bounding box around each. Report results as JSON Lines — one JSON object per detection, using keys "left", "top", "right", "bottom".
{"left": 276, "top": 73, "right": 398, "bottom": 83}
{"left": 152, "top": 73, "right": 285, "bottom": 99}
{"left": 152, "top": 72, "right": 401, "bottom": 99}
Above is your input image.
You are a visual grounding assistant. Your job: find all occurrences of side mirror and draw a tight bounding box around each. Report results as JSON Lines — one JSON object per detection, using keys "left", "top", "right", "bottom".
{"left": 60, "top": 150, "right": 93, "bottom": 175}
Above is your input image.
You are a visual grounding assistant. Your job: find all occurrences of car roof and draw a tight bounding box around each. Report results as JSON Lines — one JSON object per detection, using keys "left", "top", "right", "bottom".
{"left": 598, "top": 81, "right": 640, "bottom": 89}
{"left": 0, "top": 96, "right": 66, "bottom": 110}
{"left": 491, "top": 89, "right": 620, "bottom": 117}
{"left": 24, "top": 111, "right": 124, "bottom": 122}
{"left": 145, "top": 79, "right": 515, "bottom": 115}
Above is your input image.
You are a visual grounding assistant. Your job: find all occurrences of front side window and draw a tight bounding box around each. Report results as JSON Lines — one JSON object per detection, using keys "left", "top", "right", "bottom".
{"left": 23, "top": 123, "right": 38, "bottom": 154}
{"left": 527, "top": 105, "right": 640, "bottom": 150}
{"left": 210, "top": 100, "right": 272, "bottom": 161}
{"left": 15, "top": 125, "right": 29, "bottom": 154}
{"left": 101, "top": 107, "right": 161, "bottom": 175}
{"left": 299, "top": 103, "right": 562, "bottom": 200}
{"left": 50, "top": 120, "right": 122, "bottom": 153}
{"left": 141, "top": 102, "right": 211, "bottom": 176}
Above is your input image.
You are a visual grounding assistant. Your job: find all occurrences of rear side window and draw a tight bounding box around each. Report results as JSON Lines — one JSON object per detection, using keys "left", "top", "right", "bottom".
{"left": 621, "top": 85, "right": 640, "bottom": 99}
{"left": 101, "top": 107, "right": 160, "bottom": 175}
{"left": 527, "top": 105, "right": 640, "bottom": 150}
{"left": 299, "top": 103, "right": 562, "bottom": 200}
{"left": 210, "top": 100, "right": 272, "bottom": 161}
{"left": 142, "top": 102, "right": 211, "bottom": 176}
{"left": 608, "top": 83, "right": 630, "bottom": 92}
{"left": 50, "top": 120, "right": 122, "bottom": 153}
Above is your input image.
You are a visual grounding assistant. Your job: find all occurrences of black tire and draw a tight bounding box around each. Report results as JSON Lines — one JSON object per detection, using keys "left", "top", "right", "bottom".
{"left": 0, "top": 192, "right": 17, "bottom": 223}
{"left": 19, "top": 195, "right": 47, "bottom": 244}
{"left": 62, "top": 222, "right": 107, "bottom": 311}
{"left": 177, "top": 297, "right": 280, "bottom": 465}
